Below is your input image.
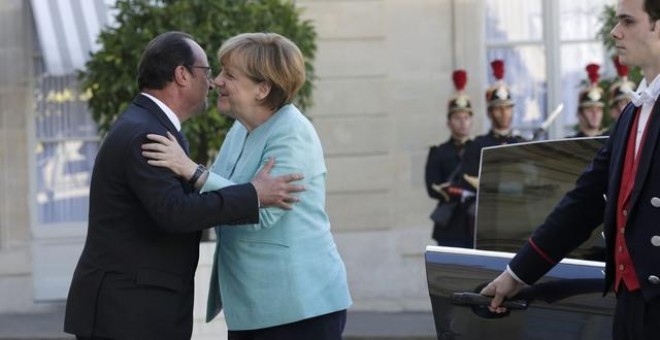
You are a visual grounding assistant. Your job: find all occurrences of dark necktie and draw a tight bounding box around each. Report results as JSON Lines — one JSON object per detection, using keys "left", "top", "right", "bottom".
{"left": 178, "top": 130, "right": 190, "bottom": 155}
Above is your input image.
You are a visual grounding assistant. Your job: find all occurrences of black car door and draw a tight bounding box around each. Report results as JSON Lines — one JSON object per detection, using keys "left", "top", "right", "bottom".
{"left": 426, "top": 138, "right": 615, "bottom": 340}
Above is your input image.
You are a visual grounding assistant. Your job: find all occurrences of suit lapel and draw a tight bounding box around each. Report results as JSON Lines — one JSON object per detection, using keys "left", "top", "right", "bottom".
{"left": 629, "top": 98, "right": 660, "bottom": 209}
{"left": 604, "top": 104, "right": 635, "bottom": 229}
{"left": 133, "top": 94, "right": 189, "bottom": 154}
{"left": 610, "top": 104, "right": 636, "bottom": 191}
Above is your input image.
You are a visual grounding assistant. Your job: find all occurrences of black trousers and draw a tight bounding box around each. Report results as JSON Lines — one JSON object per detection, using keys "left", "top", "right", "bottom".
{"left": 228, "top": 309, "right": 347, "bottom": 340}
{"left": 613, "top": 286, "right": 660, "bottom": 340}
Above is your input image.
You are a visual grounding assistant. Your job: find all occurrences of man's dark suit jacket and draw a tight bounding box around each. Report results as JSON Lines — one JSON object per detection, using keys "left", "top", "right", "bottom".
{"left": 510, "top": 97, "right": 660, "bottom": 301}
{"left": 64, "top": 94, "right": 259, "bottom": 339}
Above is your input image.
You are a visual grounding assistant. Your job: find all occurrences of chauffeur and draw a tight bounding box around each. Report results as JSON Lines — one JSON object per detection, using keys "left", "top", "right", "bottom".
{"left": 481, "top": 0, "right": 660, "bottom": 338}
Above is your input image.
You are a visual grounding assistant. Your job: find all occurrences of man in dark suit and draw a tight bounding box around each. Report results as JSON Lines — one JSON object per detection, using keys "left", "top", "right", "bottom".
{"left": 425, "top": 70, "right": 474, "bottom": 247}
{"left": 481, "top": 0, "right": 660, "bottom": 338}
{"left": 64, "top": 32, "right": 303, "bottom": 340}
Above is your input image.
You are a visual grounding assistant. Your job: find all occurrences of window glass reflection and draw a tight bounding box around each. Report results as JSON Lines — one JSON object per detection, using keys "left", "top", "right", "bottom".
{"left": 34, "top": 74, "right": 99, "bottom": 225}
{"left": 476, "top": 138, "right": 607, "bottom": 261}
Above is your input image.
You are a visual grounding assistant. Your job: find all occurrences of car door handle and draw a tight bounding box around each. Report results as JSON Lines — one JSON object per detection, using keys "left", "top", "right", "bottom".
{"left": 450, "top": 292, "right": 528, "bottom": 310}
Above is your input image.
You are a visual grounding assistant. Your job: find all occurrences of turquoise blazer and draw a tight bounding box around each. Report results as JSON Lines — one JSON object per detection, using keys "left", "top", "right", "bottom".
{"left": 201, "top": 104, "right": 352, "bottom": 330}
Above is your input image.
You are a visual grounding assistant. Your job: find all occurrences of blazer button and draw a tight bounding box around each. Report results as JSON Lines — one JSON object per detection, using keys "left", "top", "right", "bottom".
{"left": 652, "top": 197, "right": 660, "bottom": 208}
{"left": 652, "top": 236, "right": 660, "bottom": 247}
{"left": 603, "top": 194, "right": 607, "bottom": 202}
{"left": 649, "top": 275, "right": 660, "bottom": 285}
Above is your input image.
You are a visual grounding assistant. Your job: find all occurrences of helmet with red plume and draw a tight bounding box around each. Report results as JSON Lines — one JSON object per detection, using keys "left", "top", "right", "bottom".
{"left": 447, "top": 69, "right": 473, "bottom": 117}
{"left": 578, "top": 63, "right": 605, "bottom": 109}
{"left": 485, "top": 59, "right": 514, "bottom": 108}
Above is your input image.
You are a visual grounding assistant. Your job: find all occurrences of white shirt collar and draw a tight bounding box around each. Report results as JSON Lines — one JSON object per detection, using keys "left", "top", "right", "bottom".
{"left": 636, "top": 73, "right": 660, "bottom": 96}
{"left": 629, "top": 73, "right": 660, "bottom": 107}
{"left": 140, "top": 92, "right": 181, "bottom": 131}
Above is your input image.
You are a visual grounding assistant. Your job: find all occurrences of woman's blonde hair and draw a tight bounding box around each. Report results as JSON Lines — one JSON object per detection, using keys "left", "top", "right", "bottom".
{"left": 218, "top": 32, "right": 305, "bottom": 110}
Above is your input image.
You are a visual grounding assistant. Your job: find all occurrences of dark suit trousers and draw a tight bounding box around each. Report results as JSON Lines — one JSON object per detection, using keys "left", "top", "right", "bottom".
{"left": 613, "top": 286, "right": 660, "bottom": 340}
{"left": 228, "top": 310, "right": 347, "bottom": 340}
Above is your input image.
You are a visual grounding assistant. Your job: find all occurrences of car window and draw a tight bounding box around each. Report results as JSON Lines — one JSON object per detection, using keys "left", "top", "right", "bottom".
{"left": 475, "top": 137, "right": 608, "bottom": 261}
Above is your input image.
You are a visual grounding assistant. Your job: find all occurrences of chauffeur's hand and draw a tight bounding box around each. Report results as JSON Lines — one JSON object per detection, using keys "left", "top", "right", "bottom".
{"left": 480, "top": 270, "right": 525, "bottom": 314}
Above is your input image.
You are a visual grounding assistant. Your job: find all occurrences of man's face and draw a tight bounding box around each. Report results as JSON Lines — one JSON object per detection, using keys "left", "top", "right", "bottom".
{"left": 488, "top": 105, "right": 514, "bottom": 130}
{"left": 447, "top": 110, "right": 472, "bottom": 138}
{"left": 611, "top": 0, "right": 660, "bottom": 69}
{"left": 186, "top": 40, "right": 212, "bottom": 116}
{"left": 579, "top": 106, "right": 604, "bottom": 130}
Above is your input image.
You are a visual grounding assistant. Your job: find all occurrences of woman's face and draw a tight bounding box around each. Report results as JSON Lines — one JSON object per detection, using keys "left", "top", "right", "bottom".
{"left": 212, "top": 58, "right": 263, "bottom": 117}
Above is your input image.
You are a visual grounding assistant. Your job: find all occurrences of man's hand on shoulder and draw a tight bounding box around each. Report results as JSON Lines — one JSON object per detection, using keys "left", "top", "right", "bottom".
{"left": 251, "top": 158, "right": 305, "bottom": 210}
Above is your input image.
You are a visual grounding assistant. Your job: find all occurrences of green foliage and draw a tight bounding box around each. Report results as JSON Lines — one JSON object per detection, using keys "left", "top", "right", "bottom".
{"left": 597, "top": 4, "right": 642, "bottom": 129}
{"left": 80, "top": 0, "right": 317, "bottom": 164}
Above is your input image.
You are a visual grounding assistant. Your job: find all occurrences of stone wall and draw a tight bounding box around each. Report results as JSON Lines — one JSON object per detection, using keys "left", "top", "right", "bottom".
{"left": 0, "top": 0, "right": 38, "bottom": 313}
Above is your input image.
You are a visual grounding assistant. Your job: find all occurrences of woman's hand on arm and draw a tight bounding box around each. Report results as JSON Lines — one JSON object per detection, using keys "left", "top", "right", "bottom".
{"left": 142, "top": 132, "right": 198, "bottom": 180}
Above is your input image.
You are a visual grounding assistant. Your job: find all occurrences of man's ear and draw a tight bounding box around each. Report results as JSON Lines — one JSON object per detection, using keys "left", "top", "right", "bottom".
{"left": 173, "top": 65, "right": 189, "bottom": 86}
{"left": 256, "top": 81, "right": 272, "bottom": 101}
{"left": 652, "top": 19, "right": 660, "bottom": 33}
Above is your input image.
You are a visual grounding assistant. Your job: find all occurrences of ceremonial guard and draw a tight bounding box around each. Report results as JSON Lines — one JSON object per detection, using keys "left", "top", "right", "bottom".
{"left": 568, "top": 63, "right": 606, "bottom": 138}
{"left": 425, "top": 70, "right": 474, "bottom": 247}
{"left": 458, "top": 59, "right": 525, "bottom": 189}
{"left": 604, "top": 56, "right": 636, "bottom": 134}
{"left": 435, "top": 60, "right": 526, "bottom": 245}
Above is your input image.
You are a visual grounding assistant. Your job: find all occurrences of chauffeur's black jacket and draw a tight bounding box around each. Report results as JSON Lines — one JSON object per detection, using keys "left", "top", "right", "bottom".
{"left": 510, "top": 98, "right": 660, "bottom": 301}
{"left": 64, "top": 95, "right": 259, "bottom": 339}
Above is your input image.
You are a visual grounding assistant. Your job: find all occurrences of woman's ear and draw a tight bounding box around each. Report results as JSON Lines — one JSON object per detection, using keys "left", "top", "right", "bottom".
{"left": 256, "top": 81, "right": 272, "bottom": 101}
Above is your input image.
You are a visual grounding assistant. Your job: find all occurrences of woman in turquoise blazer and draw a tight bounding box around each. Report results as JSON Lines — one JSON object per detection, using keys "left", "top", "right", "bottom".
{"left": 142, "top": 32, "right": 351, "bottom": 339}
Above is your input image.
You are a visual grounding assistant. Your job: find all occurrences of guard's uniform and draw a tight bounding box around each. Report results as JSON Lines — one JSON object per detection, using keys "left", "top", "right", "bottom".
{"left": 425, "top": 138, "right": 472, "bottom": 246}
{"left": 425, "top": 69, "right": 474, "bottom": 247}
{"left": 459, "top": 131, "right": 525, "bottom": 180}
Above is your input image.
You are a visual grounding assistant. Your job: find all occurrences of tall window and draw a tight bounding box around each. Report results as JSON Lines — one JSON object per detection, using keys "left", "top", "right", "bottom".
{"left": 30, "top": 0, "right": 114, "bottom": 229}
{"left": 485, "top": 0, "right": 615, "bottom": 138}
{"left": 34, "top": 71, "right": 99, "bottom": 227}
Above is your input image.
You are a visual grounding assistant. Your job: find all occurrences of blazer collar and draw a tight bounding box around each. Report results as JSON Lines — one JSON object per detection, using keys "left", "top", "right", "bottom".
{"left": 629, "top": 98, "right": 660, "bottom": 209}
{"left": 133, "top": 94, "right": 188, "bottom": 153}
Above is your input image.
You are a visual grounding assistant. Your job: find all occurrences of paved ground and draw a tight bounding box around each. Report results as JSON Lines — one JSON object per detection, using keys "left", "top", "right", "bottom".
{"left": 0, "top": 304, "right": 436, "bottom": 340}
{"left": 343, "top": 311, "right": 436, "bottom": 340}
{"left": 0, "top": 304, "right": 70, "bottom": 340}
